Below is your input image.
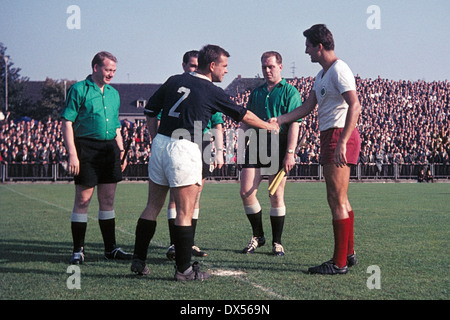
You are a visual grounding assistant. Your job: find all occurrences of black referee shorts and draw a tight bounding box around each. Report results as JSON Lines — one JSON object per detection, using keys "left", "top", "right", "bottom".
{"left": 201, "top": 138, "right": 213, "bottom": 179}
{"left": 74, "top": 138, "right": 122, "bottom": 187}
{"left": 242, "top": 133, "right": 287, "bottom": 172}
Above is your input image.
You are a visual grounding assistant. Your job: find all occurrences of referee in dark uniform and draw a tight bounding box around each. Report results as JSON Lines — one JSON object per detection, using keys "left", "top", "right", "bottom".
{"left": 62, "top": 51, "right": 132, "bottom": 264}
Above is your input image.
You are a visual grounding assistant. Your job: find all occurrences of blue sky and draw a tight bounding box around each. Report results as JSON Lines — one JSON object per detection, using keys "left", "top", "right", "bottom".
{"left": 1, "top": 0, "right": 449, "bottom": 88}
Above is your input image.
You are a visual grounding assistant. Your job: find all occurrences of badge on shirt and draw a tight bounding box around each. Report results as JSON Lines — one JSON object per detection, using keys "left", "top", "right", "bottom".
{"left": 320, "top": 86, "right": 327, "bottom": 97}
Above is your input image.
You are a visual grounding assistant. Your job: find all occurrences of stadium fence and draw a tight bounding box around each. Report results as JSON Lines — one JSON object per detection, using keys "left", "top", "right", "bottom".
{"left": 1, "top": 163, "right": 448, "bottom": 183}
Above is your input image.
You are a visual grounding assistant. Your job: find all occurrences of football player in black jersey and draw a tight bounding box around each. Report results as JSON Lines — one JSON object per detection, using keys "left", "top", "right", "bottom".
{"left": 131, "top": 44, "right": 279, "bottom": 281}
{"left": 163, "top": 50, "right": 223, "bottom": 261}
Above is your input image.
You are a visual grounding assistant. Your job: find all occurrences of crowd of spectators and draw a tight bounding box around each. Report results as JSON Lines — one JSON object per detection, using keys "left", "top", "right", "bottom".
{"left": 228, "top": 76, "right": 450, "bottom": 177}
{"left": 1, "top": 75, "right": 449, "bottom": 179}
{"left": 355, "top": 76, "right": 449, "bottom": 175}
{"left": 0, "top": 115, "right": 68, "bottom": 177}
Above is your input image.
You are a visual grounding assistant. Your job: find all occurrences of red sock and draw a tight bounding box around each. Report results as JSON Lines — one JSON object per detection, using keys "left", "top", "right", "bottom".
{"left": 332, "top": 218, "right": 350, "bottom": 268}
{"left": 347, "top": 210, "right": 354, "bottom": 255}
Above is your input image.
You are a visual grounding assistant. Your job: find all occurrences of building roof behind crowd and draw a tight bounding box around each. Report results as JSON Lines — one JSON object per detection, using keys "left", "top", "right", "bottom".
{"left": 110, "top": 83, "right": 161, "bottom": 120}
{"left": 20, "top": 77, "right": 266, "bottom": 121}
{"left": 224, "top": 76, "right": 266, "bottom": 96}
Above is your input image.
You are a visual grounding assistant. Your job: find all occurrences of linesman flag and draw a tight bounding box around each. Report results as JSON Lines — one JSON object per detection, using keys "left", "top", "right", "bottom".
{"left": 268, "top": 130, "right": 308, "bottom": 196}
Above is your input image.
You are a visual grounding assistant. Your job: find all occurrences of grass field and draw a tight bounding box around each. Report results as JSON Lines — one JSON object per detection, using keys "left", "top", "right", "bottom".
{"left": 0, "top": 181, "right": 448, "bottom": 303}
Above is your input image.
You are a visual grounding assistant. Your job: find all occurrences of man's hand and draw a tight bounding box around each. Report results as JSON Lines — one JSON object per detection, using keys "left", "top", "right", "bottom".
{"left": 214, "top": 150, "right": 224, "bottom": 170}
{"left": 68, "top": 153, "right": 80, "bottom": 176}
{"left": 269, "top": 117, "right": 278, "bottom": 124}
{"left": 267, "top": 120, "right": 279, "bottom": 133}
{"left": 283, "top": 152, "right": 296, "bottom": 173}
{"left": 334, "top": 141, "right": 347, "bottom": 168}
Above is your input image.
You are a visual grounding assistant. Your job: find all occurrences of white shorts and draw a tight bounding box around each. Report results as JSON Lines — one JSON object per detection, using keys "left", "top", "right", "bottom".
{"left": 148, "top": 134, "right": 202, "bottom": 188}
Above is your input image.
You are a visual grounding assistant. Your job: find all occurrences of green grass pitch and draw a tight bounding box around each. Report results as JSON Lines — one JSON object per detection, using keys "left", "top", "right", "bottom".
{"left": 0, "top": 181, "right": 448, "bottom": 301}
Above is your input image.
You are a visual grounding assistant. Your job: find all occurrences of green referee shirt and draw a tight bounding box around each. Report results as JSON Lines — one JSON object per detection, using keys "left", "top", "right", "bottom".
{"left": 247, "top": 78, "right": 302, "bottom": 135}
{"left": 61, "top": 75, "right": 121, "bottom": 141}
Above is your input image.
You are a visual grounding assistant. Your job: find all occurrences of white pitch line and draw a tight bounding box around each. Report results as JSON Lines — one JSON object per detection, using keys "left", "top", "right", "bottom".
{"left": 210, "top": 267, "right": 291, "bottom": 300}
{"left": 1, "top": 184, "right": 72, "bottom": 213}
{"left": 212, "top": 269, "right": 247, "bottom": 277}
{"left": 1, "top": 184, "right": 292, "bottom": 300}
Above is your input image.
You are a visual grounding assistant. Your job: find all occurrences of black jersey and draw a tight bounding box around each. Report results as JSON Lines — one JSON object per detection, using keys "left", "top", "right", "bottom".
{"left": 144, "top": 72, "right": 247, "bottom": 141}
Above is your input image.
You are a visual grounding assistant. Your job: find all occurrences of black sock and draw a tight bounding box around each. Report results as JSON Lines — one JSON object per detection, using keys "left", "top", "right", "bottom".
{"left": 191, "top": 218, "right": 198, "bottom": 239}
{"left": 71, "top": 222, "right": 87, "bottom": 252}
{"left": 133, "top": 218, "right": 157, "bottom": 261}
{"left": 99, "top": 218, "right": 116, "bottom": 252}
{"left": 174, "top": 225, "right": 194, "bottom": 273}
{"left": 168, "top": 218, "right": 176, "bottom": 245}
{"left": 270, "top": 216, "right": 285, "bottom": 244}
{"left": 246, "top": 210, "right": 264, "bottom": 238}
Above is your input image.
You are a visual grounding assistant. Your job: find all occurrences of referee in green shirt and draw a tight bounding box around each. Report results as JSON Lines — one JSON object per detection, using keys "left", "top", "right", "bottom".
{"left": 62, "top": 51, "right": 132, "bottom": 264}
{"left": 240, "top": 51, "right": 302, "bottom": 256}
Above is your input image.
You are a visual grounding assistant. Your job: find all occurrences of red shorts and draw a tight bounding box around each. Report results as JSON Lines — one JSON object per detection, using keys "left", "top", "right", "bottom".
{"left": 320, "top": 127, "right": 361, "bottom": 165}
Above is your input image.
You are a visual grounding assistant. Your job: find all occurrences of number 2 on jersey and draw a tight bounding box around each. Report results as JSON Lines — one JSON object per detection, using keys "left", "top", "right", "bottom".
{"left": 168, "top": 87, "right": 191, "bottom": 118}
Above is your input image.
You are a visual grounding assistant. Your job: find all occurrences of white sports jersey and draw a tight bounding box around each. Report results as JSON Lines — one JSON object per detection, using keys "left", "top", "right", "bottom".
{"left": 313, "top": 60, "right": 356, "bottom": 131}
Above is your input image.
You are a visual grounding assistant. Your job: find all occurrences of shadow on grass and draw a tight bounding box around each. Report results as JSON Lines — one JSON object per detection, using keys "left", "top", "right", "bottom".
{"left": 191, "top": 245, "right": 313, "bottom": 274}
{"left": 0, "top": 238, "right": 133, "bottom": 264}
{"left": 0, "top": 238, "right": 176, "bottom": 280}
{"left": 0, "top": 238, "right": 317, "bottom": 279}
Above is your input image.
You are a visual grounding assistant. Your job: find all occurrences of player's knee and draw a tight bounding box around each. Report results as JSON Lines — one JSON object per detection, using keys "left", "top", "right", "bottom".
{"left": 75, "top": 197, "right": 91, "bottom": 211}
{"left": 98, "top": 197, "right": 114, "bottom": 211}
{"left": 240, "top": 188, "right": 255, "bottom": 201}
{"left": 269, "top": 192, "right": 284, "bottom": 206}
{"left": 326, "top": 192, "right": 346, "bottom": 210}
{"left": 140, "top": 205, "right": 160, "bottom": 220}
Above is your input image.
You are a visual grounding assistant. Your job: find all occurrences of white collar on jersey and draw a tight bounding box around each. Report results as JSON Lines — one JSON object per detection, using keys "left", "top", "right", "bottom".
{"left": 190, "top": 72, "right": 212, "bottom": 82}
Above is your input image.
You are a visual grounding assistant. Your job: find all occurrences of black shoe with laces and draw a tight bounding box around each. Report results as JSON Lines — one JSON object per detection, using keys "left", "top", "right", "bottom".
{"left": 104, "top": 246, "right": 133, "bottom": 260}
{"left": 242, "top": 236, "right": 266, "bottom": 254}
{"left": 308, "top": 260, "right": 348, "bottom": 275}
{"left": 131, "top": 258, "right": 150, "bottom": 275}
{"left": 192, "top": 245, "right": 207, "bottom": 257}
{"left": 70, "top": 247, "right": 85, "bottom": 265}
{"left": 166, "top": 244, "right": 176, "bottom": 260}
{"left": 347, "top": 252, "right": 358, "bottom": 267}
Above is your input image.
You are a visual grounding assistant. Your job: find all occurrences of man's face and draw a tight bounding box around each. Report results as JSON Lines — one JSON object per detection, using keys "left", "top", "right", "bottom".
{"left": 93, "top": 58, "right": 116, "bottom": 86}
{"left": 261, "top": 56, "right": 282, "bottom": 85}
{"left": 305, "top": 39, "right": 320, "bottom": 63}
{"left": 211, "top": 55, "right": 228, "bottom": 83}
{"left": 183, "top": 56, "right": 198, "bottom": 73}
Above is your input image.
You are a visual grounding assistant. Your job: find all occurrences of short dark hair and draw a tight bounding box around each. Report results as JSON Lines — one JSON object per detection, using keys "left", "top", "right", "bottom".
{"left": 261, "top": 51, "right": 282, "bottom": 64}
{"left": 303, "top": 24, "right": 335, "bottom": 51}
{"left": 182, "top": 50, "right": 199, "bottom": 64}
{"left": 198, "top": 45, "right": 230, "bottom": 70}
{"left": 91, "top": 51, "right": 117, "bottom": 70}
